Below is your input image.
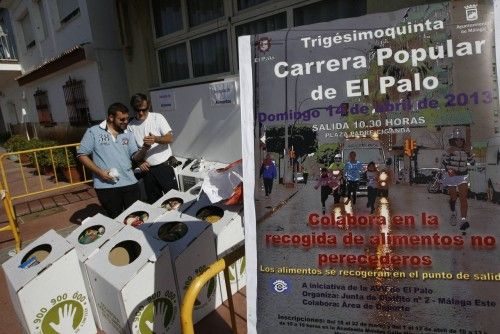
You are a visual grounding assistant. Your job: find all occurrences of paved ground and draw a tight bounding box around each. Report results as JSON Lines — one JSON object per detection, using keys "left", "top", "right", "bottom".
{"left": 0, "top": 147, "right": 263, "bottom": 333}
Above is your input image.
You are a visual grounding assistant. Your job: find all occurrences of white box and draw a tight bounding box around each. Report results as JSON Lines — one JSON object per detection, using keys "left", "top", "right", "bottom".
{"left": 115, "top": 200, "right": 165, "bottom": 230}
{"left": 217, "top": 241, "right": 247, "bottom": 300}
{"left": 185, "top": 181, "right": 204, "bottom": 197}
{"left": 152, "top": 189, "right": 197, "bottom": 213}
{"left": 2, "top": 230, "right": 97, "bottom": 334}
{"left": 177, "top": 159, "right": 206, "bottom": 192}
{"left": 146, "top": 212, "right": 220, "bottom": 323}
{"left": 185, "top": 193, "right": 244, "bottom": 254}
{"left": 66, "top": 213, "right": 124, "bottom": 329}
{"left": 213, "top": 217, "right": 246, "bottom": 301}
{"left": 85, "top": 226, "right": 180, "bottom": 334}
{"left": 184, "top": 195, "right": 246, "bottom": 303}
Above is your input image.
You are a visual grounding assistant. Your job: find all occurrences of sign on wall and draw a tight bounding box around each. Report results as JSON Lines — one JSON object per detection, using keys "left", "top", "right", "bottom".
{"left": 155, "top": 90, "right": 176, "bottom": 112}
{"left": 240, "top": 1, "right": 500, "bottom": 333}
{"left": 209, "top": 81, "right": 237, "bottom": 106}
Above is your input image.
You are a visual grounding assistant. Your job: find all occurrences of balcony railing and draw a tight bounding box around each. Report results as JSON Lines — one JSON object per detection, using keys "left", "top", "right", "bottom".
{"left": 0, "top": 32, "right": 17, "bottom": 61}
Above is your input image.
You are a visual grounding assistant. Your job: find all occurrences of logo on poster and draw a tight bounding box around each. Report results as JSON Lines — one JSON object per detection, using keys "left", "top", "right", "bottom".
{"left": 256, "top": 37, "right": 271, "bottom": 53}
{"left": 271, "top": 279, "right": 289, "bottom": 293}
{"left": 465, "top": 4, "right": 478, "bottom": 21}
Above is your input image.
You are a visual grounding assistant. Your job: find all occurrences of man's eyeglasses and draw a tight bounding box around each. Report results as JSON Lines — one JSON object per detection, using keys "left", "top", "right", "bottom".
{"left": 136, "top": 107, "right": 149, "bottom": 113}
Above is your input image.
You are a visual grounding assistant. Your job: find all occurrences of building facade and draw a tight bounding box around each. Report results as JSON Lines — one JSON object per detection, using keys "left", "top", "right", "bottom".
{"left": 0, "top": 6, "right": 21, "bottom": 137}
{"left": 116, "top": 0, "right": 450, "bottom": 164}
{"left": 0, "top": 0, "right": 129, "bottom": 142}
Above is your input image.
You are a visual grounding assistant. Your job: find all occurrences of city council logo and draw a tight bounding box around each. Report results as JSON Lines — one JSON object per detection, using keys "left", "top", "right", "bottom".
{"left": 256, "top": 37, "right": 271, "bottom": 53}
{"left": 271, "top": 279, "right": 289, "bottom": 293}
{"left": 464, "top": 4, "right": 478, "bottom": 21}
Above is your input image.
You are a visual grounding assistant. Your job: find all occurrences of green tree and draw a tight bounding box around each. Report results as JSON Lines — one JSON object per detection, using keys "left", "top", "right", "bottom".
{"left": 265, "top": 125, "right": 317, "bottom": 157}
{"left": 315, "top": 143, "right": 340, "bottom": 165}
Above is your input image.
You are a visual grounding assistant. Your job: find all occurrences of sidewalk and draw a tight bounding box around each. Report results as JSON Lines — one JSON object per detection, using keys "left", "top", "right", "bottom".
{"left": 255, "top": 180, "right": 305, "bottom": 223}
{"left": 0, "top": 145, "right": 103, "bottom": 253}
{"left": 0, "top": 162, "right": 304, "bottom": 333}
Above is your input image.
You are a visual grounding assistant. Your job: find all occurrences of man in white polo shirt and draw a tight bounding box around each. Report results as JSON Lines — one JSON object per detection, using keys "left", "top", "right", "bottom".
{"left": 128, "top": 93, "right": 179, "bottom": 203}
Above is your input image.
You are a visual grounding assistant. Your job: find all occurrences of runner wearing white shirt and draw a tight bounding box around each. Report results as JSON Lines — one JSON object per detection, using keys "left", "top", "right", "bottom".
{"left": 128, "top": 93, "right": 179, "bottom": 203}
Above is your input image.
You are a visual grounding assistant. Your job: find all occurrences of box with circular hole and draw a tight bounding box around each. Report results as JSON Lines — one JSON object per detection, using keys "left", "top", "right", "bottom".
{"left": 145, "top": 211, "right": 220, "bottom": 324}
{"left": 152, "top": 189, "right": 197, "bottom": 213}
{"left": 85, "top": 226, "right": 180, "bottom": 334}
{"left": 2, "top": 230, "right": 97, "bottom": 334}
{"left": 65, "top": 213, "right": 124, "bottom": 330}
{"left": 114, "top": 200, "right": 166, "bottom": 231}
{"left": 184, "top": 192, "right": 243, "bottom": 253}
{"left": 183, "top": 192, "right": 246, "bottom": 300}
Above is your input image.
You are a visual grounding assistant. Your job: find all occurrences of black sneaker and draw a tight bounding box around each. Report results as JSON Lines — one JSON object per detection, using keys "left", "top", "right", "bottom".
{"left": 459, "top": 219, "right": 470, "bottom": 231}
{"left": 322, "top": 207, "right": 326, "bottom": 215}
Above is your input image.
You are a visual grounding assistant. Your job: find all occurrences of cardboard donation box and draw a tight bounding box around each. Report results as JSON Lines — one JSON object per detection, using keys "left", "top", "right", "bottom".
{"left": 146, "top": 211, "right": 219, "bottom": 323}
{"left": 152, "top": 189, "right": 197, "bottom": 213}
{"left": 177, "top": 159, "right": 206, "bottom": 192}
{"left": 185, "top": 194, "right": 244, "bottom": 254}
{"left": 185, "top": 194, "right": 246, "bottom": 297}
{"left": 115, "top": 200, "right": 165, "bottom": 230}
{"left": 85, "top": 226, "right": 180, "bottom": 334}
{"left": 2, "top": 230, "right": 97, "bottom": 334}
{"left": 66, "top": 213, "right": 124, "bottom": 329}
{"left": 185, "top": 181, "right": 204, "bottom": 197}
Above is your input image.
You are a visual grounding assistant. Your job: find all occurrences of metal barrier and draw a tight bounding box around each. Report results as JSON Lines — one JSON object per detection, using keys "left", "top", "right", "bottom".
{"left": 0, "top": 143, "right": 92, "bottom": 252}
{"left": 181, "top": 244, "right": 245, "bottom": 334}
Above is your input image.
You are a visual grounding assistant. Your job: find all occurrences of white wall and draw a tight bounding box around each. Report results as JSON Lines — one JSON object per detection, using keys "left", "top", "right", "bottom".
{"left": 4, "top": 0, "right": 128, "bottom": 126}
{"left": 150, "top": 79, "right": 242, "bottom": 164}
{"left": 0, "top": 81, "right": 23, "bottom": 126}
{"left": 9, "top": 0, "right": 92, "bottom": 73}
{"left": 4, "top": 61, "right": 106, "bottom": 124}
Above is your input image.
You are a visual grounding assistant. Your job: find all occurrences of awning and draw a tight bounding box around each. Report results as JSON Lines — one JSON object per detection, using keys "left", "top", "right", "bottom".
{"left": 16, "top": 44, "right": 88, "bottom": 86}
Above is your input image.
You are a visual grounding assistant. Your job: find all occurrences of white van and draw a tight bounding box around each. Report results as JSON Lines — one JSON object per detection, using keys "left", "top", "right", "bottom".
{"left": 486, "top": 136, "right": 500, "bottom": 203}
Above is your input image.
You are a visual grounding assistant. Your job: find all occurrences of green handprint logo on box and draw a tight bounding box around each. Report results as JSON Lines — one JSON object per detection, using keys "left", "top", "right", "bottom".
{"left": 139, "top": 298, "right": 174, "bottom": 334}
{"left": 41, "top": 301, "right": 84, "bottom": 334}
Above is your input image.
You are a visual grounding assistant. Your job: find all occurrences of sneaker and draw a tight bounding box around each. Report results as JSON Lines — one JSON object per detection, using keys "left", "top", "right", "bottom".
{"left": 370, "top": 208, "right": 375, "bottom": 214}
{"left": 449, "top": 212, "right": 457, "bottom": 226}
{"left": 322, "top": 207, "right": 326, "bottom": 215}
{"left": 459, "top": 218, "right": 470, "bottom": 231}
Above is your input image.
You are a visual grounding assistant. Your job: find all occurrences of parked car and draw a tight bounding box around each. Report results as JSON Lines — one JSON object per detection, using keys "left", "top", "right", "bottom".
{"left": 415, "top": 167, "right": 441, "bottom": 184}
{"left": 295, "top": 172, "right": 305, "bottom": 183}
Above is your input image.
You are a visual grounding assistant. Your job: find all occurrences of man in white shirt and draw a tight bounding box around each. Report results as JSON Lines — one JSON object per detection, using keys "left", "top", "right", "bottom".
{"left": 128, "top": 93, "right": 179, "bottom": 203}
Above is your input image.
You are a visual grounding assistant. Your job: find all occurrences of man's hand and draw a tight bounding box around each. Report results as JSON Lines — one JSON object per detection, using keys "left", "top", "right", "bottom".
{"left": 143, "top": 132, "right": 156, "bottom": 148}
{"left": 97, "top": 169, "right": 115, "bottom": 182}
{"left": 139, "top": 161, "right": 150, "bottom": 172}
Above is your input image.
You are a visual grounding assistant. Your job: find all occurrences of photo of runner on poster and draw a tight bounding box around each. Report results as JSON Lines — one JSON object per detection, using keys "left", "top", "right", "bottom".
{"left": 240, "top": 1, "right": 500, "bottom": 333}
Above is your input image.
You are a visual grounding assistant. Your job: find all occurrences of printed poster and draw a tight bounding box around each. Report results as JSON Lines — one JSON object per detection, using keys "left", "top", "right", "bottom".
{"left": 240, "top": 1, "right": 500, "bottom": 333}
